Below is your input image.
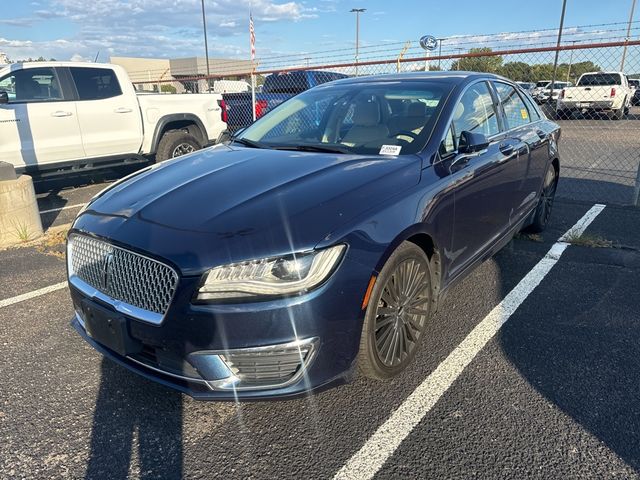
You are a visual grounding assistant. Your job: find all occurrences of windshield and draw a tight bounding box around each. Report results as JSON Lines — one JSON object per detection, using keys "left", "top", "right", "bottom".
{"left": 237, "top": 81, "right": 450, "bottom": 156}
{"left": 629, "top": 79, "right": 640, "bottom": 87}
{"left": 578, "top": 73, "right": 622, "bottom": 86}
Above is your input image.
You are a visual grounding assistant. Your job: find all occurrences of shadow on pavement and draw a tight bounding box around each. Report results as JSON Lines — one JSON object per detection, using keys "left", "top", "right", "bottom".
{"left": 499, "top": 207, "right": 640, "bottom": 472}
{"left": 85, "top": 358, "right": 183, "bottom": 479}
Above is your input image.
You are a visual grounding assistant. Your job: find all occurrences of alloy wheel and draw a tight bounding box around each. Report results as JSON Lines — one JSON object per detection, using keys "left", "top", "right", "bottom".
{"left": 373, "top": 258, "right": 430, "bottom": 367}
{"left": 171, "top": 143, "right": 196, "bottom": 158}
{"left": 539, "top": 167, "right": 557, "bottom": 226}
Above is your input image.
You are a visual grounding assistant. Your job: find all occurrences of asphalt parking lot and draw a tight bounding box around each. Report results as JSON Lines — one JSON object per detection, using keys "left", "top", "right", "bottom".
{"left": 2, "top": 178, "right": 640, "bottom": 478}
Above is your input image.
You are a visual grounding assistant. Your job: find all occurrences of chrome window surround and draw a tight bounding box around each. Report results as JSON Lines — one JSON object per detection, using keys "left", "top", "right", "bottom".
{"left": 67, "top": 233, "right": 179, "bottom": 325}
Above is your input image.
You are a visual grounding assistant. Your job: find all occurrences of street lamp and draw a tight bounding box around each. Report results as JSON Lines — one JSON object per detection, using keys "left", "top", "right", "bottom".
{"left": 350, "top": 8, "right": 366, "bottom": 75}
{"left": 621, "top": 0, "right": 638, "bottom": 71}
{"left": 549, "top": 0, "right": 568, "bottom": 102}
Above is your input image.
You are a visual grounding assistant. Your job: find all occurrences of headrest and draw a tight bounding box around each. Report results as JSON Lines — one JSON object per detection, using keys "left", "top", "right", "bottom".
{"left": 352, "top": 101, "right": 380, "bottom": 126}
{"left": 407, "top": 102, "right": 427, "bottom": 117}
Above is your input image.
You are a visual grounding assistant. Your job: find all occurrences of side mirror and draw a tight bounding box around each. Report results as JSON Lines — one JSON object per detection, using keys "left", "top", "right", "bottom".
{"left": 458, "top": 131, "right": 488, "bottom": 154}
{"left": 0, "top": 91, "right": 8, "bottom": 104}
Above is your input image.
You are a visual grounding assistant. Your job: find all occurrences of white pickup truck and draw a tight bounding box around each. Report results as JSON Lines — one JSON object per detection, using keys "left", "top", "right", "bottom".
{"left": 556, "top": 71, "right": 632, "bottom": 120}
{"left": 0, "top": 61, "right": 227, "bottom": 176}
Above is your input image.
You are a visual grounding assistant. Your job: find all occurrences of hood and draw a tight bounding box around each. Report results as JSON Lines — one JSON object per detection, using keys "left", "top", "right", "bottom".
{"left": 75, "top": 145, "right": 421, "bottom": 275}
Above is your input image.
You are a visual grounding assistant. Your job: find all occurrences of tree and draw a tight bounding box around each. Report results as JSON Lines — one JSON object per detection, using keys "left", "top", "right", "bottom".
{"left": 499, "top": 61, "right": 533, "bottom": 81}
{"left": 451, "top": 48, "right": 503, "bottom": 73}
{"left": 160, "top": 84, "right": 177, "bottom": 94}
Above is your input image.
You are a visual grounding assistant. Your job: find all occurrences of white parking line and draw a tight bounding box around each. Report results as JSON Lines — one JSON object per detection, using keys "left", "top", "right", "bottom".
{"left": 0, "top": 282, "right": 68, "bottom": 309}
{"left": 39, "top": 203, "right": 86, "bottom": 215}
{"left": 334, "top": 203, "right": 607, "bottom": 480}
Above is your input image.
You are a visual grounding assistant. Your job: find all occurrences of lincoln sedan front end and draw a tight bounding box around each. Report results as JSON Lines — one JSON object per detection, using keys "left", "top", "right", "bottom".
{"left": 67, "top": 72, "right": 560, "bottom": 400}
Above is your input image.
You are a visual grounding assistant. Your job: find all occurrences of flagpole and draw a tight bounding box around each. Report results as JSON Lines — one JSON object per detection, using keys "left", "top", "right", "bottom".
{"left": 250, "top": 12, "right": 256, "bottom": 122}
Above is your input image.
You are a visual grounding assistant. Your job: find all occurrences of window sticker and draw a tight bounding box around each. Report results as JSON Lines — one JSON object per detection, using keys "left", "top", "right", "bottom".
{"left": 520, "top": 108, "right": 529, "bottom": 120}
{"left": 379, "top": 145, "right": 402, "bottom": 155}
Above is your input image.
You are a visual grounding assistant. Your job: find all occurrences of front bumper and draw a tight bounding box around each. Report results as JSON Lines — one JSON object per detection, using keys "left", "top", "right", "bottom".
{"left": 68, "top": 253, "right": 370, "bottom": 400}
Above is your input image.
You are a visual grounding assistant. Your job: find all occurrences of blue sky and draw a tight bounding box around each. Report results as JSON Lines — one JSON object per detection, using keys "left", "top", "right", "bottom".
{"left": 0, "top": 0, "right": 637, "bottom": 63}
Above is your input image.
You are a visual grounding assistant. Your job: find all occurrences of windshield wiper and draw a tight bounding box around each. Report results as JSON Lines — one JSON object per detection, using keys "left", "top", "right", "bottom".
{"left": 270, "top": 144, "right": 351, "bottom": 154}
{"left": 231, "top": 137, "right": 265, "bottom": 149}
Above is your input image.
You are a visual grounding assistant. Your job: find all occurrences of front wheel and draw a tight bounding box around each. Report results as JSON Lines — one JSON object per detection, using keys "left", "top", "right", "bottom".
{"left": 357, "top": 242, "right": 433, "bottom": 380}
{"left": 155, "top": 130, "right": 201, "bottom": 163}
{"left": 525, "top": 165, "right": 558, "bottom": 233}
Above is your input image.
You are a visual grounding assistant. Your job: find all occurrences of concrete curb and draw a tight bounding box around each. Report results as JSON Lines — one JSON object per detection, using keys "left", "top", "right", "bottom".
{"left": 0, "top": 175, "right": 44, "bottom": 248}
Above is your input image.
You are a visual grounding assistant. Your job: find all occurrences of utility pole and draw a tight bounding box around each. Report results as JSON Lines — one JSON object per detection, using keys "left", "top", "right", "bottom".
{"left": 201, "top": 0, "right": 211, "bottom": 92}
{"left": 621, "top": 0, "right": 637, "bottom": 71}
{"left": 549, "top": 0, "right": 568, "bottom": 105}
{"left": 565, "top": 40, "right": 579, "bottom": 82}
{"left": 350, "top": 8, "right": 366, "bottom": 75}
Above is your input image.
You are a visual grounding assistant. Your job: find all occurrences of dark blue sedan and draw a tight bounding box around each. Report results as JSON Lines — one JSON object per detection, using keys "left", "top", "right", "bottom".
{"left": 66, "top": 72, "right": 560, "bottom": 400}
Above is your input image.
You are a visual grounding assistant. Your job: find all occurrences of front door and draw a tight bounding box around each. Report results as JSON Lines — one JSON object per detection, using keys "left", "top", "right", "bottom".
{"left": 439, "top": 81, "right": 520, "bottom": 279}
{"left": 0, "top": 66, "right": 84, "bottom": 170}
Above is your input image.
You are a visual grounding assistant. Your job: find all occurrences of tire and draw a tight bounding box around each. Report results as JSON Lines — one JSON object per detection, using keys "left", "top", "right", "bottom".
{"left": 357, "top": 241, "right": 434, "bottom": 380}
{"left": 612, "top": 105, "right": 625, "bottom": 120}
{"left": 155, "top": 130, "right": 201, "bottom": 163}
{"left": 524, "top": 164, "right": 558, "bottom": 234}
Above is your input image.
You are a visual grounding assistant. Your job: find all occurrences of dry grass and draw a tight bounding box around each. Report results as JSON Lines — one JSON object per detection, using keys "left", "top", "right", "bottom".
{"left": 1, "top": 223, "right": 70, "bottom": 257}
{"left": 563, "top": 232, "right": 614, "bottom": 248}
{"left": 514, "top": 232, "right": 544, "bottom": 243}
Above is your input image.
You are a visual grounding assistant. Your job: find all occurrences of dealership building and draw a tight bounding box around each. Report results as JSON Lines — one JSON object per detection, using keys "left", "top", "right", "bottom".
{"left": 110, "top": 56, "right": 255, "bottom": 93}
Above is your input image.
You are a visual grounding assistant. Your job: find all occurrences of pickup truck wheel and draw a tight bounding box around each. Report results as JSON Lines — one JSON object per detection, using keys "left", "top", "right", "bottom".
{"left": 612, "top": 105, "right": 625, "bottom": 120}
{"left": 357, "top": 242, "right": 433, "bottom": 380}
{"left": 156, "top": 130, "right": 201, "bottom": 162}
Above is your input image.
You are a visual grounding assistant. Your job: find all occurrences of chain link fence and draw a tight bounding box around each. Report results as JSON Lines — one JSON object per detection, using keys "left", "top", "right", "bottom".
{"left": 131, "top": 36, "right": 640, "bottom": 206}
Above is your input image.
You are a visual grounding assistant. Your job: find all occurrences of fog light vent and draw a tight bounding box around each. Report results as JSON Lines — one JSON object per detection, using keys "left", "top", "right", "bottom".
{"left": 220, "top": 338, "right": 318, "bottom": 388}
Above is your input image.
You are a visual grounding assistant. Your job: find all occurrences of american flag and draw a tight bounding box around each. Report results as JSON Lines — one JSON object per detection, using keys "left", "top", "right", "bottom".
{"left": 249, "top": 14, "right": 256, "bottom": 61}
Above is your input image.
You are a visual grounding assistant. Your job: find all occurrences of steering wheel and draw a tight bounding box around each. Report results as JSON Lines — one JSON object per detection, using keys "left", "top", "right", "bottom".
{"left": 394, "top": 130, "right": 419, "bottom": 141}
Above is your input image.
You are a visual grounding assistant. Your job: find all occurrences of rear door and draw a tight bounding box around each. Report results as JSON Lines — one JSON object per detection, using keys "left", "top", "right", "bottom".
{"left": 0, "top": 66, "right": 84, "bottom": 169}
{"left": 68, "top": 66, "right": 142, "bottom": 158}
{"left": 442, "top": 80, "right": 518, "bottom": 278}
{"left": 491, "top": 81, "right": 539, "bottom": 223}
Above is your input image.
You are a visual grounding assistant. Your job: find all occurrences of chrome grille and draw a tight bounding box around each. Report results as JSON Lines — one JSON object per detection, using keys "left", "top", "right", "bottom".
{"left": 68, "top": 234, "right": 178, "bottom": 317}
{"left": 221, "top": 341, "right": 315, "bottom": 386}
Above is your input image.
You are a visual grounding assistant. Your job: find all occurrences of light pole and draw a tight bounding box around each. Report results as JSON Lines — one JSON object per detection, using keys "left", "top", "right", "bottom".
{"left": 621, "top": 0, "right": 637, "bottom": 71}
{"left": 350, "top": 8, "right": 366, "bottom": 75}
{"left": 549, "top": 0, "right": 568, "bottom": 104}
{"left": 201, "top": 0, "right": 211, "bottom": 91}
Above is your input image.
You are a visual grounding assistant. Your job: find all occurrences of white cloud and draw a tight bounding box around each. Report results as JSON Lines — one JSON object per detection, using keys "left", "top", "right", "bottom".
{"left": 0, "top": 0, "right": 314, "bottom": 61}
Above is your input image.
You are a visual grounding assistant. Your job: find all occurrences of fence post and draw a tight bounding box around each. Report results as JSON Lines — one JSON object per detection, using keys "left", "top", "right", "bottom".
{"left": 633, "top": 161, "right": 640, "bottom": 207}
{"left": 251, "top": 72, "right": 256, "bottom": 122}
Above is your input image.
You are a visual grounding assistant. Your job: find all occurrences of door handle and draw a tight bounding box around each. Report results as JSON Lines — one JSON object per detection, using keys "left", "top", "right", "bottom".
{"left": 51, "top": 110, "right": 72, "bottom": 117}
{"left": 535, "top": 129, "right": 547, "bottom": 140}
{"left": 114, "top": 107, "right": 133, "bottom": 113}
{"left": 499, "top": 143, "right": 515, "bottom": 156}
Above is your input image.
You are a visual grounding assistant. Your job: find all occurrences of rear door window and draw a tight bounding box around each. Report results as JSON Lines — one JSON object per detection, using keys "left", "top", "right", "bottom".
{"left": 493, "top": 82, "right": 531, "bottom": 130}
{"left": 70, "top": 67, "right": 122, "bottom": 100}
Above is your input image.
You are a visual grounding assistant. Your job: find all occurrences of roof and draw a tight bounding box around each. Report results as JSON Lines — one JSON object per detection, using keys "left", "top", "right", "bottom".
{"left": 333, "top": 70, "right": 500, "bottom": 86}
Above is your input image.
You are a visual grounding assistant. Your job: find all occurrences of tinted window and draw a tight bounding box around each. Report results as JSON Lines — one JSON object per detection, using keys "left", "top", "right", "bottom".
{"left": 452, "top": 82, "right": 499, "bottom": 141}
{"left": 494, "top": 82, "right": 531, "bottom": 130}
{"left": 70, "top": 67, "right": 122, "bottom": 100}
{"left": 263, "top": 72, "right": 309, "bottom": 94}
{"left": 629, "top": 79, "right": 640, "bottom": 87}
{"left": 577, "top": 73, "right": 622, "bottom": 86}
{"left": 0, "top": 67, "right": 63, "bottom": 103}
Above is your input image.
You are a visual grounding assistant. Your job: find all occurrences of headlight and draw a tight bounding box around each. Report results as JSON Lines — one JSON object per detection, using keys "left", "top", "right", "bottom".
{"left": 196, "top": 245, "right": 346, "bottom": 301}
